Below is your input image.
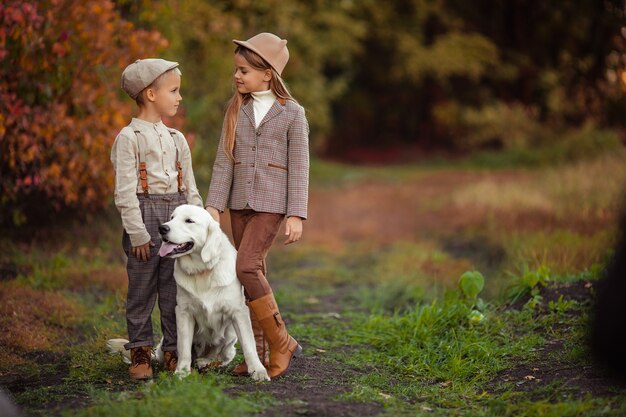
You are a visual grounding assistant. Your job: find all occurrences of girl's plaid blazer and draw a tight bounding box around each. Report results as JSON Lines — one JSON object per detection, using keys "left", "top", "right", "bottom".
{"left": 206, "top": 98, "right": 309, "bottom": 219}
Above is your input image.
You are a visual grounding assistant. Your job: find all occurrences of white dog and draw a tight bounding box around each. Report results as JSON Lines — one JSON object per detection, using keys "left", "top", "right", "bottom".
{"left": 106, "top": 205, "right": 269, "bottom": 382}
{"left": 157, "top": 204, "right": 270, "bottom": 381}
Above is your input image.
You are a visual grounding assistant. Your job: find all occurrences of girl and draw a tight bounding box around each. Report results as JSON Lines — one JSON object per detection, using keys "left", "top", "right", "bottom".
{"left": 205, "top": 32, "right": 309, "bottom": 379}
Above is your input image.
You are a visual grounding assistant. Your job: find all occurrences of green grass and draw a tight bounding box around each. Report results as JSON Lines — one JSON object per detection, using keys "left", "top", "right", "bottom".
{"left": 3, "top": 152, "right": 626, "bottom": 416}
{"left": 5, "top": 236, "right": 626, "bottom": 417}
{"left": 67, "top": 373, "right": 272, "bottom": 417}
{"left": 267, "top": 244, "right": 625, "bottom": 416}
{"left": 324, "top": 271, "right": 617, "bottom": 416}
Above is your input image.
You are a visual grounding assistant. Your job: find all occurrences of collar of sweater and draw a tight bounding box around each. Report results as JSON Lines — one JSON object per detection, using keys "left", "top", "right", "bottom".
{"left": 251, "top": 89, "right": 276, "bottom": 103}
{"left": 250, "top": 90, "right": 276, "bottom": 127}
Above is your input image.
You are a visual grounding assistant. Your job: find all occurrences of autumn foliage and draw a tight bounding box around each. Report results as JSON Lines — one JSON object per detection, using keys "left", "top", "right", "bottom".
{"left": 1, "top": 0, "right": 624, "bottom": 226}
{"left": 0, "top": 0, "right": 167, "bottom": 226}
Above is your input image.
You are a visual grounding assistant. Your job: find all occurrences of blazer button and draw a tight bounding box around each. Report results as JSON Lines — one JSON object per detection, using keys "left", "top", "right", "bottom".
{"left": 256, "top": 131, "right": 261, "bottom": 136}
{"left": 250, "top": 163, "right": 254, "bottom": 167}
{"left": 252, "top": 146, "right": 256, "bottom": 151}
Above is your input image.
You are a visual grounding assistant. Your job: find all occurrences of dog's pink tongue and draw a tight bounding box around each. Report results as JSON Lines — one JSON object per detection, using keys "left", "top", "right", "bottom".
{"left": 159, "top": 242, "right": 177, "bottom": 257}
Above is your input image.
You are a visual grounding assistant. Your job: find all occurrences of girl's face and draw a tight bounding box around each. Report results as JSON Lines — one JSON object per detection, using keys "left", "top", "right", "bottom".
{"left": 234, "top": 53, "right": 271, "bottom": 94}
{"left": 152, "top": 71, "right": 182, "bottom": 117}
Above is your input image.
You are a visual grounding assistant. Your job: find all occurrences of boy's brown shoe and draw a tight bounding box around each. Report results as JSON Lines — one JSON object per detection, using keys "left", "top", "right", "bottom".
{"left": 163, "top": 351, "right": 178, "bottom": 372}
{"left": 129, "top": 346, "right": 153, "bottom": 380}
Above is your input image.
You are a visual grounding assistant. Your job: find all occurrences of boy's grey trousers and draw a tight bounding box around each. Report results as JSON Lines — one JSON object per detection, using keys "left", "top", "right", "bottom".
{"left": 122, "top": 193, "right": 186, "bottom": 352}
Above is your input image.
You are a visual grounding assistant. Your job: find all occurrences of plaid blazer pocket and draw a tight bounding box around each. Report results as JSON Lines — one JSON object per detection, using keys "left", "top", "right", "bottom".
{"left": 263, "top": 164, "right": 288, "bottom": 211}
{"left": 268, "top": 163, "right": 288, "bottom": 171}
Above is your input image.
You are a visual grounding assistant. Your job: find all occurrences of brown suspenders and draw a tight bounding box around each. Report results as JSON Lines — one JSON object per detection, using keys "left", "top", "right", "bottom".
{"left": 134, "top": 130, "right": 149, "bottom": 196}
{"left": 176, "top": 153, "right": 183, "bottom": 193}
{"left": 134, "top": 129, "right": 184, "bottom": 196}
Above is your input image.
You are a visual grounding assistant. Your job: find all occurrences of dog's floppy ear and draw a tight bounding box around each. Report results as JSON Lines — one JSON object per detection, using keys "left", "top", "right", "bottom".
{"left": 200, "top": 220, "right": 221, "bottom": 270}
{"left": 200, "top": 218, "right": 236, "bottom": 287}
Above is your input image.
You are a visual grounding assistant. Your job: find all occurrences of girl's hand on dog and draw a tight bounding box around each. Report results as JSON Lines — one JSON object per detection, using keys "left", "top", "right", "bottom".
{"left": 284, "top": 216, "right": 303, "bottom": 245}
{"left": 133, "top": 241, "right": 155, "bottom": 262}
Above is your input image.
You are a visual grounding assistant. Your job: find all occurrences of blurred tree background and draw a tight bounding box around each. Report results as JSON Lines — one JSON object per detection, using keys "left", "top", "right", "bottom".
{"left": 2, "top": 0, "right": 626, "bottom": 226}
{"left": 0, "top": 0, "right": 167, "bottom": 225}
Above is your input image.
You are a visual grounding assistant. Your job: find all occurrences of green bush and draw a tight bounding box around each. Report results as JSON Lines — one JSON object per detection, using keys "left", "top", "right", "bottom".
{"left": 554, "top": 124, "right": 622, "bottom": 162}
{"left": 434, "top": 101, "right": 547, "bottom": 151}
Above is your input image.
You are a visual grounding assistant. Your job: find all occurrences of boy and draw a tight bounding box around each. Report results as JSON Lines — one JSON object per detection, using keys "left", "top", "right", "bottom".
{"left": 111, "top": 58, "right": 203, "bottom": 380}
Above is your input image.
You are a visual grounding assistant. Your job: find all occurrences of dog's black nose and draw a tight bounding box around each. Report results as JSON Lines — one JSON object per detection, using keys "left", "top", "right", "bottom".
{"left": 158, "top": 224, "right": 170, "bottom": 236}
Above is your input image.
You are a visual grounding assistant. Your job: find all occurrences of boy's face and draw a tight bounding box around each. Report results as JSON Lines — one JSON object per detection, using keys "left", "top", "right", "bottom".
{"left": 234, "top": 53, "right": 271, "bottom": 94}
{"left": 150, "top": 71, "right": 182, "bottom": 117}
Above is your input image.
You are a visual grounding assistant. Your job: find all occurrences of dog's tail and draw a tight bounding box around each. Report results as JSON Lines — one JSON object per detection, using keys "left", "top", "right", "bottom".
{"left": 106, "top": 338, "right": 164, "bottom": 364}
{"left": 106, "top": 338, "right": 132, "bottom": 364}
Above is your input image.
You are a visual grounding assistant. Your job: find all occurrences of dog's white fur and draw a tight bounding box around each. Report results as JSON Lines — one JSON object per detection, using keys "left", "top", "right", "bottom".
{"left": 161, "top": 204, "right": 269, "bottom": 381}
{"left": 107, "top": 204, "right": 269, "bottom": 381}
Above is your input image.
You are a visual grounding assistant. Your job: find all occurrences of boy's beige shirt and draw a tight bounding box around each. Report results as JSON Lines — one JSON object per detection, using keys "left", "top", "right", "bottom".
{"left": 111, "top": 118, "right": 203, "bottom": 246}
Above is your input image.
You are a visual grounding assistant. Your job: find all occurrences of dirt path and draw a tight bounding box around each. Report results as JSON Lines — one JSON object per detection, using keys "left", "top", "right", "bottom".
{"left": 304, "top": 171, "right": 520, "bottom": 245}
{"left": 227, "top": 354, "right": 383, "bottom": 417}
{"left": 214, "top": 170, "right": 534, "bottom": 250}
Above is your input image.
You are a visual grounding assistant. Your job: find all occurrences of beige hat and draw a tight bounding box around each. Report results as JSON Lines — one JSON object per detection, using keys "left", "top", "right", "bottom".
{"left": 121, "top": 58, "right": 179, "bottom": 99}
{"left": 233, "top": 32, "right": 289, "bottom": 76}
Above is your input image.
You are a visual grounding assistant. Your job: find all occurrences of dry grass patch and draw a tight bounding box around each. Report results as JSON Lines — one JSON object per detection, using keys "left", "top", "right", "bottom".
{"left": 450, "top": 154, "right": 625, "bottom": 233}
{"left": 66, "top": 266, "right": 127, "bottom": 293}
{"left": 0, "top": 281, "right": 83, "bottom": 369}
{"left": 370, "top": 241, "right": 472, "bottom": 289}
{"left": 503, "top": 229, "right": 615, "bottom": 275}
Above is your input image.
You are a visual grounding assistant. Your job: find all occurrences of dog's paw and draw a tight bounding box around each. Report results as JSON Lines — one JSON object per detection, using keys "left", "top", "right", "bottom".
{"left": 174, "top": 367, "right": 191, "bottom": 379}
{"left": 249, "top": 367, "right": 270, "bottom": 382}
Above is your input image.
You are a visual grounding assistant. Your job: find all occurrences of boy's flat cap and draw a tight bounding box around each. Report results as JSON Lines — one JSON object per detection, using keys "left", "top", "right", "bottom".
{"left": 121, "top": 58, "right": 179, "bottom": 99}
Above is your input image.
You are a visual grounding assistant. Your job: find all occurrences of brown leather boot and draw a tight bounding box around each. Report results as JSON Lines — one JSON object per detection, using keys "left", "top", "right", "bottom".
{"left": 248, "top": 293, "right": 302, "bottom": 378}
{"left": 129, "top": 346, "right": 153, "bottom": 380}
{"left": 163, "top": 351, "right": 178, "bottom": 372}
{"left": 232, "top": 304, "right": 269, "bottom": 376}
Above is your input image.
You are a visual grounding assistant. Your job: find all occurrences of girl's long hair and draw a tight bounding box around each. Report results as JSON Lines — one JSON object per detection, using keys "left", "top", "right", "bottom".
{"left": 223, "top": 46, "right": 296, "bottom": 161}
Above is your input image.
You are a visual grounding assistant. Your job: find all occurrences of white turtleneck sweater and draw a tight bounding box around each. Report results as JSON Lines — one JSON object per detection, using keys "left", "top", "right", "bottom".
{"left": 251, "top": 90, "right": 276, "bottom": 128}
